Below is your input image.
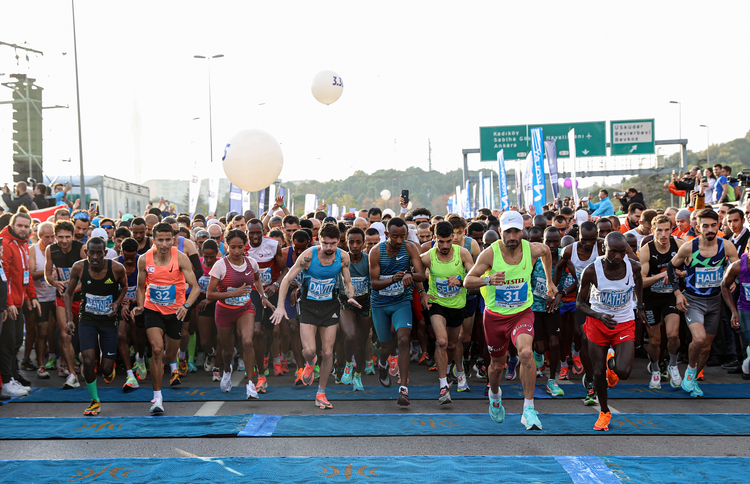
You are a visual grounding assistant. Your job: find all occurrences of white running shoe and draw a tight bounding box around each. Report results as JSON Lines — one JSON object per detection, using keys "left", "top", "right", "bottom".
{"left": 246, "top": 381, "right": 259, "bottom": 400}
{"left": 220, "top": 370, "right": 232, "bottom": 393}
{"left": 237, "top": 358, "right": 245, "bottom": 372}
{"left": 63, "top": 374, "right": 80, "bottom": 389}
{"left": 1, "top": 380, "right": 28, "bottom": 397}
{"left": 12, "top": 378, "right": 31, "bottom": 392}
{"left": 212, "top": 368, "right": 221, "bottom": 382}
{"left": 457, "top": 374, "right": 470, "bottom": 392}
{"left": 150, "top": 398, "right": 164, "bottom": 414}
{"left": 668, "top": 365, "right": 682, "bottom": 388}
{"left": 649, "top": 371, "right": 661, "bottom": 389}
{"left": 204, "top": 352, "right": 215, "bottom": 372}
{"left": 742, "top": 349, "right": 750, "bottom": 375}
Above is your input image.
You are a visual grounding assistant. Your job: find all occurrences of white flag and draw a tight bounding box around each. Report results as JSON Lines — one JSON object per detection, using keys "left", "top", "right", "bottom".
{"left": 568, "top": 128, "right": 579, "bottom": 207}
{"left": 189, "top": 161, "right": 200, "bottom": 217}
{"left": 208, "top": 177, "right": 219, "bottom": 216}
{"left": 242, "top": 190, "right": 251, "bottom": 214}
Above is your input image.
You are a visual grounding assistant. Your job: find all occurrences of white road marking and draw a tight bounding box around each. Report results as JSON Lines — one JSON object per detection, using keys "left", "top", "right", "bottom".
{"left": 174, "top": 447, "right": 244, "bottom": 476}
{"left": 194, "top": 401, "right": 224, "bottom": 416}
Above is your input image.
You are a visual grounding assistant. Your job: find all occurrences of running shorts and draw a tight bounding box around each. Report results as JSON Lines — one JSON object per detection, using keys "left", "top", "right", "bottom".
{"left": 428, "top": 303, "right": 465, "bottom": 328}
{"left": 584, "top": 316, "right": 635, "bottom": 347}
{"left": 533, "top": 311, "right": 560, "bottom": 343}
{"left": 144, "top": 308, "right": 183, "bottom": 340}
{"left": 644, "top": 295, "right": 679, "bottom": 327}
{"left": 559, "top": 300, "right": 576, "bottom": 315}
{"left": 464, "top": 294, "right": 480, "bottom": 317}
{"left": 298, "top": 297, "right": 340, "bottom": 328}
{"left": 684, "top": 292, "right": 722, "bottom": 336}
{"left": 215, "top": 302, "right": 254, "bottom": 328}
{"left": 372, "top": 300, "right": 412, "bottom": 343}
{"left": 78, "top": 316, "right": 118, "bottom": 358}
{"left": 483, "top": 307, "right": 534, "bottom": 358}
{"left": 251, "top": 291, "right": 280, "bottom": 330}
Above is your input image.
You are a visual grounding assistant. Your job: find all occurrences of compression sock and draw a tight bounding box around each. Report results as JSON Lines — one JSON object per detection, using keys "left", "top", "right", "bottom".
{"left": 188, "top": 334, "right": 196, "bottom": 362}
{"left": 86, "top": 380, "right": 99, "bottom": 402}
{"left": 169, "top": 361, "right": 178, "bottom": 372}
{"left": 669, "top": 353, "right": 679, "bottom": 366}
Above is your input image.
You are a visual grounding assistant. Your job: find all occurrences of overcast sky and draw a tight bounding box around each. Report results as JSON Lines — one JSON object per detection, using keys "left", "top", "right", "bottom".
{"left": 1, "top": 1, "right": 749, "bottom": 188}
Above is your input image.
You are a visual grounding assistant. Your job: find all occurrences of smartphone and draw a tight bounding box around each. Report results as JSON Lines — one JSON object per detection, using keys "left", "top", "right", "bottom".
{"left": 89, "top": 201, "right": 97, "bottom": 212}
{"left": 401, "top": 189, "right": 409, "bottom": 204}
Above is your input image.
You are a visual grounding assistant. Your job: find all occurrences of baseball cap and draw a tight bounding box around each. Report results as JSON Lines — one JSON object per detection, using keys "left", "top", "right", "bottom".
{"left": 500, "top": 211, "right": 524, "bottom": 232}
{"left": 91, "top": 227, "right": 108, "bottom": 242}
{"left": 575, "top": 210, "right": 589, "bottom": 225}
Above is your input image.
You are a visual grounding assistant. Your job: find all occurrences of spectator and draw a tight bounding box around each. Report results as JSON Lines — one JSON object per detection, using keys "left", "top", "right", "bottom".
{"left": 587, "top": 189, "right": 615, "bottom": 217}
{"left": 714, "top": 164, "right": 733, "bottom": 203}
{"left": 615, "top": 187, "right": 647, "bottom": 211}
{"left": 672, "top": 165, "right": 700, "bottom": 206}
{"left": 53, "top": 183, "right": 71, "bottom": 206}
{"left": 32, "top": 183, "right": 50, "bottom": 209}
{"left": 1, "top": 182, "right": 34, "bottom": 213}
{"left": 619, "top": 202, "right": 644, "bottom": 234}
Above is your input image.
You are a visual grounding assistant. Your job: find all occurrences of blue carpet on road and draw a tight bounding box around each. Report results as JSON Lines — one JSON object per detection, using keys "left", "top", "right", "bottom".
{"left": 0, "top": 455, "right": 748, "bottom": 483}
{"left": 10, "top": 382, "right": 750, "bottom": 403}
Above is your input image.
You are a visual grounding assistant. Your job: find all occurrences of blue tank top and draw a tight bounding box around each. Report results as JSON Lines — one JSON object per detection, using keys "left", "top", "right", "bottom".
{"left": 117, "top": 254, "right": 140, "bottom": 304}
{"left": 685, "top": 238, "right": 725, "bottom": 297}
{"left": 302, "top": 247, "right": 341, "bottom": 301}
{"left": 462, "top": 237, "right": 478, "bottom": 301}
{"left": 530, "top": 252, "right": 564, "bottom": 312}
{"left": 371, "top": 241, "right": 412, "bottom": 307}
{"left": 343, "top": 252, "right": 370, "bottom": 298}
{"left": 176, "top": 236, "right": 192, "bottom": 295}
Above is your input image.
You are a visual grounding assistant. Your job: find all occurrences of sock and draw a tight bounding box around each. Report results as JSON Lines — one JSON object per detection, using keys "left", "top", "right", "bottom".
{"left": 524, "top": 398, "right": 534, "bottom": 409}
{"left": 560, "top": 361, "right": 569, "bottom": 368}
{"left": 345, "top": 361, "right": 353, "bottom": 368}
{"left": 153, "top": 390, "right": 162, "bottom": 401}
{"left": 273, "top": 357, "right": 280, "bottom": 364}
{"left": 548, "top": 378, "right": 556, "bottom": 384}
{"left": 86, "top": 380, "right": 99, "bottom": 402}
{"left": 317, "top": 385, "right": 325, "bottom": 395}
{"left": 572, "top": 349, "right": 580, "bottom": 357}
{"left": 379, "top": 360, "right": 387, "bottom": 369}
{"left": 446, "top": 365, "right": 451, "bottom": 375}
{"left": 188, "top": 334, "right": 196, "bottom": 362}
{"left": 352, "top": 355, "right": 357, "bottom": 367}
{"left": 126, "top": 369, "right": 134, "bottom": 378}
{"left": 399, "top": 385, "right": 408, "bottom": 393}
{"left": 489, "top": 389, "right": 502, "bottom": 400}
{"left": 688, "top": 363, "right": 697, "bottom": 371}
{"left": 533, "top": 351, "right": 544, "bottom": 369}
{"left": 669, "top": 353, "right": 678, "bottom": 366}
{"left": 169, "top": 361, "right": 178, "bottom": 372}
{"left": 178, "top": 350, "right": 186, "bottom": 360}
{"left": 439, "top": 377, "right": 448, "bottom": 387}
{"left": 137, "top": 354, "right": 145, "bottom": 366}
{"left": 457, "top": 371, "right": 465, "bottom": 378}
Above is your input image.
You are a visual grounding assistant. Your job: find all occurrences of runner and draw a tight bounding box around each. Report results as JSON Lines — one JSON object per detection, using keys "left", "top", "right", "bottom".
{"left": 639, "top": 214, "right": 684, "bottom": 389}
{"left": 721, "top": 248, "right": 750, "bottom": 377}
{"left": 281, "top": 230, "right": 310, "bottom": 384}
{"left": 117, "top": 238, "right": 148, "bottom": 392}
{"left": 464, "top": 211, "right": 557, "bottom": 429}
{"left": 63, "top": 237, "right": 128, "bottom": 415}
{"left": 28, "top": 222, "right": 56, "bottom": 378}
{"left": 577, "top": 232, "right": 645, "bottom": 431}
{"left": 195, "top": 239, "right": 221, "bottom": 378}
{"left": 131, "top": 218, "right": 153, "bottom": 255}
{"left": 419, "top": 221, "right": 473, "bottom": 404}
{"left": 270, "top": 222, "right": 361, "bottom": 409}
{"left": 667, "top": 208, "right": 740, "bottom": 397}
{"left": 133, "top": 222, "right": 200, "bottom": 414}
{"left": 206, "top": 229, "right": 274, "bottom": 399}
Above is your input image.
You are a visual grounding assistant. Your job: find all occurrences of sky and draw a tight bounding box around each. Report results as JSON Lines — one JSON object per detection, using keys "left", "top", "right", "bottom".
{"left": 1, "top": 1, "right": 749, "bottom": 190}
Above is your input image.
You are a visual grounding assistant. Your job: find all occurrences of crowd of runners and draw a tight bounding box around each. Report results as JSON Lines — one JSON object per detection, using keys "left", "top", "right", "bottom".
{"left": 1, "top": 165, "right": 749, "bottom": 432}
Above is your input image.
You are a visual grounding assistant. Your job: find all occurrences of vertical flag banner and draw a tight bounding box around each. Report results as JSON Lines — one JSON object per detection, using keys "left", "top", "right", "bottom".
{"left": 544, "top": 140, "right": 560, "bottom": 200}
{"left": 278, "top": 187, "right": 285, "bottom": 200}
{"left": 522, "top": 153, "right": 533, "bottom": 210}
{"left": 327, "top": 204, "right": 332, "bottom": 217}
{"left": 447, "top": 198, "right": 454, "bottom": 214}
{"left": 340, "top": 206, "right": 345, "bottom": 219}
{"left": 530, "top": 127, "right": 546, "bottom": 215}
{"left": 241, "top": 190, "right": 251, "bottom": 214}
{"left": 489, "top": 170, "right": 495, "bottom": 209}
{"left": 304, "top": 194, "right": 316, "bottom": 214}
{"left": 472, "top": 183, "right": 478, "bottom": 215}
{"left": 189, "top": 162, "right": 200, "bottom": 217}
{"left": 208, "top": 177, "right": 219, "bottom": 216}
{"left": 497, "top": 150, "right": 509, "bottom": 211}
{"left": 229, "top": 183, "right": 242, "bottom": 213}
{"left": 483, "top": 177, "right": 491, "bottom": 209}
{"left": 268, "top": 185, "right": 276, "bottom": 212}
{"left": 331, "top": 203, "right": 338, "bottom": 218}
{"left": 516, "top": 165, "right": 523, "bottom": 209}
{"left": 258, "top": 189, "right": 266, "bottom": 215}
{"left": 478, "top": 171, "right": 484, "bottom": 210}
{"left": 464, "top": 180, "right": 471, "bottom": 218}
{"left": 455, "top": 185, "right": 463, "bottom": 214}
{"left": 568, "top": 128, "right": 580, "bottom": 206}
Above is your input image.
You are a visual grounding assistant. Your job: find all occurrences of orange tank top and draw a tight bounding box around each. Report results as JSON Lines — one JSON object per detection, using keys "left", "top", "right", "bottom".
{"left": 144, "top": 247, "right": 186, "bottom": 315}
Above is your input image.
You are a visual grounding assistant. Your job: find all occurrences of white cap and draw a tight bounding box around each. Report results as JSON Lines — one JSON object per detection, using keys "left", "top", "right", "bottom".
{"left": 500, "top": 211, "right": 524, "bottom": 232}
{"left": 91, "top": 227, "right": 108, "bottom": 242}
{"left": 575, "top": 210, "right": 589, "bottom": 225}
{"left": 371, "top": 222, "right": 387, "bottom": 242}
{"left": 382, "top": 208, "right": 396, "bottom": 218}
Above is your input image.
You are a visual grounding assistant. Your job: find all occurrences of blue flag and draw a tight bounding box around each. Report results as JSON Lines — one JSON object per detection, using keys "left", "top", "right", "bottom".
{"left": 530, "top": 127, "right": 546, "bottom": 215}
{"left": 497, "top": 150, "right": 509, "bottom": 211}
{"left": 544, "top": 140, "right": 560, "bottom": 200}
{"left": 258, "top": 189, "right": 266, "bottom": 214}
{"left": 229, "top": 184, "right": 242, "bottom": 213}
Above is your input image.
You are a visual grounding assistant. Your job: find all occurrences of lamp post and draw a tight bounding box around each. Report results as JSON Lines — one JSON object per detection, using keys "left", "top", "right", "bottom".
{"left": 669, "top": 101, "right": 681, "bottom": 139}
{"left": 700, "top": 124, "right": 710, "bottom": 165}
{"left": 193, "top": 54, "right": 224, "bottom": 164}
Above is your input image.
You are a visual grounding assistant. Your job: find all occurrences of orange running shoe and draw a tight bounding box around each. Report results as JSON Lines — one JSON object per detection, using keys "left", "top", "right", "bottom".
{"left": 281, "top": 359, "right": 289, "bottom": 374}
{"left": 418, "top": 352, "right": 430, "bottom": 365}
{"left": 388, "top": 355, "right": 399, "bottom": 377}
{"left": 103, "top": 367, "right": 116, "bottom": 384}
{"left": 593, "top": 411, "right": 611, "bottom": 431}
{"left": 606, "top": 351, "right": 619, "bottom": 387}
{"left": 273, "top": 362, "right": 283, "bottom": 376}
{"left": 572, "top": 355, "right": 583, "bottom": 375}
{"left": 169, "top": 369, "right": 181, "bottom": 386}
{"left": 697, "top": 369, "right": 704, "bottom": 381}
{"left": 558, "top": 366, "right": 570, "bottom": 380}
{"left": 302, "top": 357, "right": 316, "bottom": 386}
{"left": 294, "top": 368, "right": 304, "bottom": 386}
{"left": 315, "top": 393, "right": 333, "bottom": 409}
{"left": 178, "top": 358, "right": 188, "bottom": 377}
{"left": 256, "top": 375, "right": 268, "bottom": 393}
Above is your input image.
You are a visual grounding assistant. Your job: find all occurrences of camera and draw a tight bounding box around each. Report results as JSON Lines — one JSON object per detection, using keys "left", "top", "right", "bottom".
{"left": 734, "top": 173, "right": 750, "bottom": 186}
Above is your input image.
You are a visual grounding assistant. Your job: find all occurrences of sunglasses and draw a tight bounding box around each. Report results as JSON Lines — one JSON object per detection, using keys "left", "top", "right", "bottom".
{"left": 210, "top": 235, "right": 222, "bottom": 241}
{"left": 100, "top": 225, "right": 113, "bottom": 230}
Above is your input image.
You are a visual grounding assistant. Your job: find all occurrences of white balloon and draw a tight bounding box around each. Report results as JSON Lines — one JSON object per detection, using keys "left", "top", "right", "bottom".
{"left": 222, "top": 129, "right": 283, "bottom": 193}
{"left": 380, "top": 189, "right": 391, "bottom": 200}
{"left": 311, "top": 70, "right": 344, "bottom": 105}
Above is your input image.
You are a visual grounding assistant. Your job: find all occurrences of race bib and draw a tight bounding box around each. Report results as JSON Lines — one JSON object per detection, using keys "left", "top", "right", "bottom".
{"left": 148, "top": 284, "right": 176, "bottom": 306}
{"left": 351, "top": 276, "right": 370, "bottom": 297}
{"left": 743, "top": 283, "right": 750, "bottom": 302}
{"left": 225, "top": 286, "right": 251, "bottom": 306}
{"left": 650, "top": 272, "right": 673, "bottom": 294}
{"left": 563, "top": 273, "right": 575, "bottom": 290}
{"left": 293, "top": 271, "right": 303, "bottom": 285}
{"left": 307, "top": 277, "right": 335, "bottom": 301}
{"left": 58, "top": 267, "right": 72, "bottom": 282}
{"left": 379, "top": 275, "right": 404, "bottom": 297}
{"left": 259, "top": 267, "right": 273, "bottom": 286}
{"left": 495, "top": 282, "right": 528, "bottom": 309}
{"left": 198, "top": 275, "right": 210, "bottom": 294}
{"left": 695, "top": 266, "right": 722, "bottom": 289}
{"left": 126, "top": 285, "right": 137, "bottom": 300}
{"left": 532, "top": 277, "right": 548, "bottom": 298}
{"left": 85, "top": 294, "right": 113, "bottom": 315}
{"left": 23, "top": 270, "right": 29, "bottom": 286}
{"left": 596, "top": 287, "right": 633, "bottom": 311}
{"left": 435, "top": 277, "right": 461, "bottom": 298}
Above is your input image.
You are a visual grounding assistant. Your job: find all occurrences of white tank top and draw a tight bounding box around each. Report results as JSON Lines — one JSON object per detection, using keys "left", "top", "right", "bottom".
{"left": 33, "top": 243, "right": 57, "bottom": 302}
{"left": 570, "top": 241, "right": 599, "bottom": 282}
{"left": 589, "top": 256, "right": 635, "bottom": 324}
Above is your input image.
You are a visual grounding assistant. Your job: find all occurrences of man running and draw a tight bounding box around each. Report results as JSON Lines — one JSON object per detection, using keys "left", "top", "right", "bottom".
{"left": 668, "top": 209, "right": 739, "bottom": 397}
{"left": 419, "top": 221, "right": 473, "bottom": 404}
{"left": 117, "top": 238, "right": 148, "bottom": 392}
{"left": 131, "top": 218, "right": 153, "bottom": 255}
{"left": 721, "top": 247, "right": 750, "bottom": 378}
{"left": 133, "top": 222, "right": 200, "bottom": 414}
{"left": 577, "top": 232, "right": 645, "bottom": 431}
{"left": 281, "top": 230, "right": 310, "bottom": 384}
{"left": 64, "top": 237, "right": 128, "bottom": 415}
{"left": 465, "top": 211, "right": 557, "bottom": 430}
{"left": 270, "top": 222, "right": 360, "bottom": 409}
{"left": 28, "top": 222, "right": 57, "bottom": 378}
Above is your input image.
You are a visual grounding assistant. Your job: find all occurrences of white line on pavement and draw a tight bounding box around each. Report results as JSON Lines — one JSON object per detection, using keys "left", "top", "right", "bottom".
{"left": 194, "top": 401, "right": 224, "bottom": 416}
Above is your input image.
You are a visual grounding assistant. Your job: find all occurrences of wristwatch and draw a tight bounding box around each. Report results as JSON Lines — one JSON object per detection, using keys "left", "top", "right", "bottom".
{"left": 483, "top": 276, "right": 491, "bottom": 286}
{"left": 273, "top": 281, "right": 280, "bottom": 288}
{"left": 183, "top": 303, "right": 190, "bottom": 309}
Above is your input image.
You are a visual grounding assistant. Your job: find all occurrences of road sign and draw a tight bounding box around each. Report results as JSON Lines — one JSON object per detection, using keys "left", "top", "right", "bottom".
{"left": 480, "top": 121, "right": 605, "bottom": 161}
{"left": 610, "top": 119, "right": 655, "bottom": 155}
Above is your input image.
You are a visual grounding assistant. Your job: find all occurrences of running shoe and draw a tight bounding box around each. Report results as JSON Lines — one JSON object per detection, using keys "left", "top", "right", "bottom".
{"left": 682, "top": 367, "right": 697, "bottom": 392}
{"left": 313, "top": 364, "right": 320, "bottom": 379}
{"left": 484, "top": 383, "right": 490, "bottom": 397}
{"left": 742, "top": 353, "right": 750, "bottom": 375}
{"left": 388, "top": 355, "right": 399, "bottom": 377}
{"left": 302, "top": 359, "right": 316, "bottom": 386}
{"left": 204, "top": 352, "right": 215, "bottom": 372}
{"left": 84, "top": 399, "right": 101, "bottom": 416}
{"left": 246, "top": 381, "right": 259, "bottom": 400}
{"left": 463, "top": 359, "right": 472, "bottom": 379}
{"left": 521, "top": 406, "right": 542, "bottom": 430}
{"left": 546, "top": 379, "right": 565, "bottom": 397}
{"left": 606, "top": 349, "right": 619, "bottom": 387}
{"left": 341, "top": 362, "right": 353, "bottom": 385}
{"left": 103, "top": 368, "right": 116, "bottom": 384}
{"left": 488, "top": 395, "right": 505, "bottom": 423}
{"left": 559, "top": 366, "right": 570, "bottom": 380}
{"left": 294, "top": 368, "right": 304, "bottom": 386}
{"left": 379, "top": 362, "right": 392, "bottom": 388}
{"left": 418, "top": 352, "right": 430, "bottom": 365}
{"left": 281, "top": 359, "right": 289, "bottom": 374}
{"left": 473, "top": 360, "right": 488, "bottom": 379}
{"left": 505, "top": 356, "right": 518, "bottom": 381}
{"left": 195, "top": 352, "right": 205, "bottom": 367}
{"left": 649, "top": 371, "right": 662, "bottom": 390}
{"left": 352, "top": 373, "right": 364, "bottom": 391}
{"left": 63, "top": 374, "right": 80, "bottom": 389}
{"left": 696, "top": 369, "right": 704, "bottom": 381}
{"left": 20, "top": 357, "right": 37, "bottom": 371}
{"left": 439, "top": 385, "right": 452, "bottom": 405}
{"left": 659, "top": 360, "right": 669, "bottom": 380}
{"left": 264, "top": 355, "right": 270, "bottom": 374}
{"left": 187, "top": 360, "right": 198, "bottom": 373}
{"left": 169, "top": 370, "right": 181, "bottom": 386}
{"left": 668, "top": 364, "right": 682, "bottom": 388}
{"left": 593, "top": 411, "right": 611, "bottom": 431}
{"left": 457, "top": 374, "right": 470, "bottom": 392}
{"left": 536, "top": 369, "right": 544, "bottom": 378}
{"left": 690, "top": 381, "right": 704, "bottom": 397}
{"left": 178, "top": 358, "right": 188, "bottom": 377}
{"left": 256, "top": 375, "right": 268, "bottom": 394}
{"left": 410, "top": 343, "right": 420, "bottom": 362}
{"left": 44, "top": 356, "right": 56, "bottom": 370}
{"left": 273, "top": 362, "right": 283, "bottom": 377}
{"left": 123, "top": 375, "right": 139, "bottom": 393}
{"left": 58, "top": 364, "right": 70, "bottom": 378}
{"left": 533, "top": 352, "right": 545, "bottom": 371}
{"left": 212, "top": 368, "right": 221, "bottom": 382}
{"left": 135, "top": 362, "right": 148, "bottom": 381}
{"left": 331, "top": 365, "right": 340, "bottom": 384}
{"left": 150, "top": 398, "right": 164, "bottom": 414}
{"left": 1, "top": 379, "right": 28, "bottom": 397}
{"left": 15, "top": 374, "right": 31, "bottom": 389}
{"left": 315, "top": 393, "right": 333, "bottom": 409}
{"left": 397, "top": 387, "right": 410, "bottom": 406}
{"left": 220, "top": 370, "right": 232, "bottom": 392}
{"left": 37, "top": 367, "right": 50, "bottom": 379}
{"left": 237, "top": 358, "right": 245, "bottom": 372}
{"left": 397, "top": 373, "right": 409, "bottom": 385}
{"left": 572, "top": 355, "right": 583, "bottom": 375}
{"left": 365, "top": 360, "right": 376, "bottom": 375}
{"left": 583, "top": 384, "right": 597, "bottom": 406}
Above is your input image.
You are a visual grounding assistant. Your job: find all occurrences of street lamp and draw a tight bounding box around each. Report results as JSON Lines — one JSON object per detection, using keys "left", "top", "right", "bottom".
{"left": 700, "top": 124, "right": 710, "bottom": 165}
{"left": 194, "top": 54, "right": 224, "bottom": 164}
{"left": 669, "top": 101, "right": 681, "bottom": 139}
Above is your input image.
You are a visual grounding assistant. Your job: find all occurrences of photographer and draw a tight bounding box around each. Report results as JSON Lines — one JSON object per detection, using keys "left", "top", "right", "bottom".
{"left": 615, "top": 187, "right": 647, "bottom": 211}
{"left": 1, "top": 182, "right": 34, "bottom": 213}
{"left": 672, "top": 166, "right": 701, "bottom": 206}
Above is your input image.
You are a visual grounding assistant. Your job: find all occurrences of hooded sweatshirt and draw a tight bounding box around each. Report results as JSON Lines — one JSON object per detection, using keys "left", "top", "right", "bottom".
{"left": 1, "top": 225, "right": 37, "bottom": 308}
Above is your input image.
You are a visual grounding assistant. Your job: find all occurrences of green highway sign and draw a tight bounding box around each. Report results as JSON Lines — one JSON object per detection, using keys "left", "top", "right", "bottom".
{"left": 480, "top": 121, "right": 606, "bottom": 161}
{"left": 610, "top": 119, "right": 655, "bottom": 155}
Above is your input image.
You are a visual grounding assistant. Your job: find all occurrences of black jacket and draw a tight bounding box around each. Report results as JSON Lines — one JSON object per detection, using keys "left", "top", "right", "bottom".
{"left": 619, "top": 192, "right": 646, "bottom": 211}
{"left": 1, "top": 192, "right": 34, "bottom": 213}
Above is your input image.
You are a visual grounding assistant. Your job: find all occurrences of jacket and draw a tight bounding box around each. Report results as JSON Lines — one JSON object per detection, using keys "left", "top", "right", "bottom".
{"left": 1, "top": 225, "right": 37, "bottom": 308}
{"left": 588, "top": 197, "right": 614, "bottom": 217}
{"left": 619, "top": 192, "right": 646, "bottom": 211}
{"left": 1, "top": 191, "right": 34, "bottom": 213}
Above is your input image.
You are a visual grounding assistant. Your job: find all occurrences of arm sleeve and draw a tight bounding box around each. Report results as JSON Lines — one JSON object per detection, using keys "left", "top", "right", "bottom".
{"left": 188, "top": 253, "right": 202, "bottom": 281}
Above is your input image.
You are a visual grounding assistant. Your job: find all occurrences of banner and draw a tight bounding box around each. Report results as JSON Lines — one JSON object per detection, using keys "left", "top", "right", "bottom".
{"left": 331, "top": 203, "right": 338, "bottom": 218}
{"left": 340, "top": 206, "right": 345, "bottom": 219}
{"left": 472, "top": 183, "right": 478, "bottom": 215}
{"left": 327, "top": 204, "right": 332, "bottom": 217}
{"left": 478, "top": 171, "right": 484, "bottom": 210}
{"left": 568, "top": 128, "right": 580, "bottom": 207}
{"left": 497, "top": 150, "right": 509, "bottom": 211}
{"left": 544, "top": 140, "right": 560, "bottom": 200}
{"left": 268, "top": 185, "right": 276, "bottom": 213}
{"left": 242, "top": 190, "right": 251, "bottom": 214}
{"left": 455, "top": 185, "right": 463, "bottom": 214}
{"left": 483, "top": 177, "right": 491, "bottom": 210}
{"left": 522, "top": 153, "right": 533, "bottom": 210}
{"left": 258, "top": 189, "right": 266, "bottom": 215}
{"left": 464, "top": 180, "right": 471, "bottom": 218}
{"left": 447, "top": 198, "right": 454, "bottom": 214}
{"left": 530, "top": 127, "right": 546, "bottom": 216}
{"left": 189, "top": 162, "right": 200, "bottom": 217}
{"left": 207, "top": 177, "right": 219, "bottom": 216}
{"left": 304, "top": 194, "right": 316, "bottom": 214}
{"left": 229, "top": 184, "right": 242, "bottom": 214}
{"left": 516, "top": 165, "right": 523, "bottom": 209}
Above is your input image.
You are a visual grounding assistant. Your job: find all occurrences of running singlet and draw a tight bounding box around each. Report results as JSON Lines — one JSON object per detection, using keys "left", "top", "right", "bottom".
{"left": 32, "top": 243, "right": 56, "bottom": 302}
{"left": 302, "top": 247, "right": 341, "bottom": 302}
{"left": 344, "top": 252, "right": 369, "bottom": 298}
{"left": 215, "top": 257, "right": 256, "bottom": 309}
{"left": 646, "top": 238, "right": 679, "bottom": 296}
{"left": 198, "top": 257, "right": 213, "bottom": 297}
{"left": 79, "top": 260, "right": 121, "bottom": 326}
{"left": 144, "top": 247, "right": 186, "bottom": 314}
{"left": 571, "top": 241, "right": 598, "bottom": 283}
{"left": 531, "top": 257, "right": 563, "bottom": 312}
{"left": 427, "top": 245, "right": 466, "bottom": 309}
{"left": 50, "top": 241, "right": 84, "bottom": 300}
{"left": 684, "top": 238, "right": 726, "bottom": 297}
{"left": 482, "top": 239, "right": 533, "bottom": 316}
{"left": 137, "top": 238, "right": 152, "bottom": 255}
{"left": 246, "top": 237, "right": 280, "bottom": 288}
{"left": 117, "top": 254, "right": 140, "bottom": 305}
{"left": 371, "top": 241, "right": 412, "bottom": 307}
{"left": 737, "top": 253, "right": 750, "bottom": 312}
{"left": 589, "top": 256, "right": 635, "bottom": 324}
{"left": 286, "top": 247, "right": 303, "bottom": 287}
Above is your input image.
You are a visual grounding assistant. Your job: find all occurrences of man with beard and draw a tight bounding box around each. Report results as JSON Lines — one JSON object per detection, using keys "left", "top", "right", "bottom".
{"left": 618, "top": 203, "right": 644, "bottom": 234}
{"left": 72, "top": 210, "right": 90, "bottom": 243}
{"left": 131, "top": 218, "right": 153, "bottom": 255}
